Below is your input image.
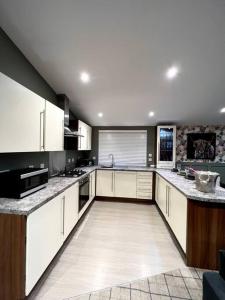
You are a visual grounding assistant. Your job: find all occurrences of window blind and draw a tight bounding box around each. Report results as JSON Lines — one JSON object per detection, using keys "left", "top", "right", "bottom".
{"left": 98, "top": 130, "right": 147, "bottom": 167}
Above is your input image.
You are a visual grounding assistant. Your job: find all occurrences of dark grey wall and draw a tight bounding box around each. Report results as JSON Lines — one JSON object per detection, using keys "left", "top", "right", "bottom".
{"left": 0, "top": 28, "right": 57, "bottom": 104}
{"left": 91, "top": 126, "right": 156, "bottom": 166}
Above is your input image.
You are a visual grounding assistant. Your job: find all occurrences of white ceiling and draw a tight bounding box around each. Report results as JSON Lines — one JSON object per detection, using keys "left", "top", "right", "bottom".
{"left": 0, "top": 0, "right": 225, "bottom": 126}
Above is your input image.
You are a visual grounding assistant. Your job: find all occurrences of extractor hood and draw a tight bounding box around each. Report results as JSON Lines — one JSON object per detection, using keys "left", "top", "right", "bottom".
{"left": 57, "top": 94, "right": 84, "bottom": 138}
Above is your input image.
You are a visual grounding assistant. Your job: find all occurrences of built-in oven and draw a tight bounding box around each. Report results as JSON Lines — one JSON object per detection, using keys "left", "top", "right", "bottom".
{"left": 79, "top": 175, "right": 90, "bottom": 212}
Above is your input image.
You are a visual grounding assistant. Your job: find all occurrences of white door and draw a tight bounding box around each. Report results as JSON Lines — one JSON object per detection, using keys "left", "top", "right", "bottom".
{"left": 168, "top": 186, "right": 187, "bottom": 252}
{"left": 114, "top": 171, "right": 137, "bottom": 198}
{"left": 78, "top": 120, "right": 87, "bottom": 150}
{"left": 0, "top": 72, "right": 45, "bottom": 152}
{"left": 89, "top": 171, "right": 96, "bottom": 201}
{"left": 96, "top": 170, "right": 114, "bottom": 197}
{"left": 63, "top": 183, "right": 79, "bottom": 240}
{"left": 157, "top": 176, "right": 167, "bottom": 217}
{"left": 87, "top": 125, "right": 92, "bottom": 150}
{"left": 26, "top": 194, "right": 63, "bottom": 295}
{"left": 45, "top": 101, "right": 64, "bottom": 151}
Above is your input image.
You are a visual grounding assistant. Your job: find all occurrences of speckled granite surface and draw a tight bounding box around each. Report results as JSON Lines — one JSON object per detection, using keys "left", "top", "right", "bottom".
{"left": 156, "top": 169, "right": 225, "bottom": 203}
{"left": 0, "top": 166, "right": 224, "bottom": 216}
{"left": 0, "top": 170, "right": 95, "bottom": 216}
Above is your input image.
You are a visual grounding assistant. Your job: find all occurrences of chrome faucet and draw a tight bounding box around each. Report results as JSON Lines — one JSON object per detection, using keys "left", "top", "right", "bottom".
{"left": 108, "top": 154, "right": 114, "bottom": 167}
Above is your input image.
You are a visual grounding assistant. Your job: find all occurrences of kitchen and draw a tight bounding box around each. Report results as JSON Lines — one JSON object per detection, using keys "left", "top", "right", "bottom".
{"left": 0, "top": 1, "right": 225, "bottom": 300}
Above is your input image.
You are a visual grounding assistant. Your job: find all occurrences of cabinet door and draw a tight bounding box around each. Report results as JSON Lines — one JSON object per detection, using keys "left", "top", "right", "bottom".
{"left": 168, "top": 186, "right": 187, "bottom": 252}
{"left": 45, "top": 101, "right": 64, "bottom": 151}
{"left": 77, "top": 120, "right": 86, "bottom": 150}
{"left": 0, "top": 72, "right": 45, "bottom": 153}
{"left": 87, "top": 125, "right": 92, "bottom": 150}
{"left": 89, "top": 171, "right": 96, "bottom": 201}
{"left": 114, "top": 171, "right": 137, "bottom": 198}
{"left": 26, "top": 194, "right": 63, "bottom": 295}
{"left": 63, "top": 183, "right": 79, "bottom": 240}
{"left": 96, "top": 170, "right": 114, "bottom": 197}
{"left": 157, "top": 176, "right": 167, "bottom": 217}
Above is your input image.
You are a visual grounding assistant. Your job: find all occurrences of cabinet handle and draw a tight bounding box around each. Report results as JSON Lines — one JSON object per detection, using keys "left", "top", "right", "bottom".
{"left": 61, "top": 196, "right": 65, "bottom": 235}
{"left": 40, "top": 111, "right": 45, "bottom": 151}
{"left": 62, "top": 119, "right": 64, "bottom": 150}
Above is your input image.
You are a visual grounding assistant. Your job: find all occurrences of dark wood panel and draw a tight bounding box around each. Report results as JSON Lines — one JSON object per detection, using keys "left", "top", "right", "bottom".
{"left": 186, "top": 199, "right": 225, "bottom": 270}
{"left": 0, "top": 213, "right": 26, "bottom": 300}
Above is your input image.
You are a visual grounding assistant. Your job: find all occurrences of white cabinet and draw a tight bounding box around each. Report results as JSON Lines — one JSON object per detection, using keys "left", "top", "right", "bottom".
{"left": 114, "top": 171, "right": 137, "bottom": 198}
{"left": 0, "top": 72, "right": 65, "bottom": 153}
{"left": 45, "top": 101, "right": 64, "bottom": 151}
{"left": 157, "top": 126, "right": 176, "bottom": 169}
{"left": 0, "top": 72, "right": 45, "bottom": 153}
{"left": 26, "top": 194, "right": 63, "bottom": 295}
{"left": 89, "top": 171, "right": 96, "bottom": 201}
{"left": 136, "top": 172, "right": 153, "bottom": 200}
{"left": 167, "top": 185, "right": 187, "bottom": 252}
{"left": 63, "top": 183, "right": 79, "bottom": 240}
{"left": 96, "top": 170, "right": 114, "bottom": 197}
{"left": 155, "top": 174, "right": 187, "bottom": 253}
{"left": 26, "top": 182, "right": 79, "bottom": 295}
{"left": 78, "top": 120, "right": 92, "bottom": 151}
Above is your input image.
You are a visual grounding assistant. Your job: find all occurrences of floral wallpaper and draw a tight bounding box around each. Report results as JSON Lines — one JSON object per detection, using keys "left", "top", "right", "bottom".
{"left": 176, "top": 125, "right": 225, "bottom": 162}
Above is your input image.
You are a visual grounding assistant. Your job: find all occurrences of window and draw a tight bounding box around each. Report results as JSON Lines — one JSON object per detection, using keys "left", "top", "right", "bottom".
{"left": 98, "top": 130, "right": 147, "bottom": 167}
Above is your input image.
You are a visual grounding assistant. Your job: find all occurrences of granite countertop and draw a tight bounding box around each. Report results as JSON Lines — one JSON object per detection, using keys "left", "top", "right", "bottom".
{"left": 156, "top": 169, "right": 225, "bottom": 203}
{"left": 0, "top": 166, "right": 225, "bottom": 216}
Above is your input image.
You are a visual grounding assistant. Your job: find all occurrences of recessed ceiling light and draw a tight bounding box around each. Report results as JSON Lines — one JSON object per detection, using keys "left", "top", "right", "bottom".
{"left": 80, "top": 72, "right": 90, "bottom": 83}
{"left": 149, "top": 111, "right": 155, "bottom": 117}
{"left": 165, "top": 66, "right": 179, "bottom": 80}
{"left": 98, "top": 112, "right": 103, "bottom": 117}
{"left": 220, "top": 107, "right": 225, "bottom": 113}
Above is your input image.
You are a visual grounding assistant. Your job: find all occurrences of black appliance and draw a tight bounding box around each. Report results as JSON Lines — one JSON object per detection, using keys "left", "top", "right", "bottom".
{"left": 0, "top": 168, "right": 48, "bottom": 199}
{"left": 58, "top": 169, "right": 87, "bottom": 178}
{"left": 187, "top": 133, "right": 216, "bottom": 160}
{"left": 79, "top": 175, "right": 90, "bottom": 212}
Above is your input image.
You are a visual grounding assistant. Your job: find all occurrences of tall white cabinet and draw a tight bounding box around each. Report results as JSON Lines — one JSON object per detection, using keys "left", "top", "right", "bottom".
{"left": 78, "top": 120, "right": 92, "bottom": 151}
{"left": 157, "top": 126, "right": 176, "bottom": 169}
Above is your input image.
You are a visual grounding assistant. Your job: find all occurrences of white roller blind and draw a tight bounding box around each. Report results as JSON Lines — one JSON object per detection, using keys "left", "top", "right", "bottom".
{"left": 98, "top": 130, "right": 147, "bottom": 167}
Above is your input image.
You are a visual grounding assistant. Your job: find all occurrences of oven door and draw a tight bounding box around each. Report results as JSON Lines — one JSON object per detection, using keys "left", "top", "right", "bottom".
{"left": 79, "top": 177, "right": 90, "bottom": 212}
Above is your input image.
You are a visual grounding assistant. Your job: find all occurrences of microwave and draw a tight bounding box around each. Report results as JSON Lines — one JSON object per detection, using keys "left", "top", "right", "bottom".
{"left": 0, "top": 168, "right": 48, "bottom": 199}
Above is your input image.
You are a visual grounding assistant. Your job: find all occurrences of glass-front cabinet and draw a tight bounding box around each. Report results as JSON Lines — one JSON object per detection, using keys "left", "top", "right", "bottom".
{"left": 157, "top": 126, "right": 176, "bottom": 169}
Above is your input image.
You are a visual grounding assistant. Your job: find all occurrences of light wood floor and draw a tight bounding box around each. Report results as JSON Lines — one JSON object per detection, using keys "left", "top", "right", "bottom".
{"left": 30, "top": 201, "right": 185, "bottom": 300}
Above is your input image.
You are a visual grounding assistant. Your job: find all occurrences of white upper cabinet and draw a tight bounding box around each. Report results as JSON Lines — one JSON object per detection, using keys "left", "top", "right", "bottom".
{"left": 0, "top": 72, "right": 45, "bottom": 153}
{"left": 0, "top": 72, "right": 64, "bottom": 153}
{"left": 78, "top": 120, "right": 92, "bottom": 151}
{"left": 45, "top": 101, "right": 64, "bottom": 151}
{"left": 157, "top": 126, "right": 176, "bottom": 169}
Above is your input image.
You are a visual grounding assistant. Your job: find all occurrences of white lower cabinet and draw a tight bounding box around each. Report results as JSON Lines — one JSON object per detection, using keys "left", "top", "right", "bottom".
{"left": 63, "top": 183, "right": 79, "bottom": 240}
{"left": 26, "top": 194, "right": 63, "bottom": 295}
{"left": 156, "top": 174, "right": 187, "bottom": 253}
{"left": 26, "top": 182, "right": 79, "bottom": 295}
{"left": 89, "top": 171, "right": 96, "bottom": 201}
{"left": 97, "top": 170, "right": 153, "bottom": 199}
{"left": 96, "top": 170, "right": 114, "bottom": 197}
{"left": 114, "top": 171, "right": 137, "bottom": 198}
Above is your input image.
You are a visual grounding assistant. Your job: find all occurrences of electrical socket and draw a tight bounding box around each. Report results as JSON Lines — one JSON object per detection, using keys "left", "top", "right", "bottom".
{"left": 40, "top": 163, "right": 45, "bottom": 169}
{"left": 68, "top": 158, "right": 71, "bottom": 163}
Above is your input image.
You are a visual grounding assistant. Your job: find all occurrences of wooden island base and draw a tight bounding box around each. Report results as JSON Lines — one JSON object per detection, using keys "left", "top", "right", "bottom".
{"left": 186, "top": 199, "right": 225, "bottom": 270}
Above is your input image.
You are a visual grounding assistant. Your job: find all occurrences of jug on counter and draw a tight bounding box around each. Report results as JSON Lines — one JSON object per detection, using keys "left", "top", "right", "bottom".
{"left": 195, "top": 171, "right": 220, "bottom": 193}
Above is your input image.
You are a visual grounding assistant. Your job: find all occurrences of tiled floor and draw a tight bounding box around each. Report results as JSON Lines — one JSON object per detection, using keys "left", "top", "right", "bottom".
{"left": 69, "top": 267, "right": 205, "bottom": 300}
{"left": 30, "top": 201, "right": 186, "bottom": 300}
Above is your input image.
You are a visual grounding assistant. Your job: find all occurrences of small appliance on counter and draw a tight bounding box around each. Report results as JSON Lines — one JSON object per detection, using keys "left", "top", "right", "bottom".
{"left": 0, "top": 168, "right": 48, "bottom": 199}
{"left": 76, "top": 158, "right": 94, "bottom": 167}
{"left": 195, "top": 171, "right": 220, "bottom": 193}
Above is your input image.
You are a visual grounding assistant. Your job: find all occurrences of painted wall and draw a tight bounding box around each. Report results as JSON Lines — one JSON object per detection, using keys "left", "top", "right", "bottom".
{"left": 176, "top": 125, "right": 225, "bottom": 162}
{"left": 91, "top": 126, "right": 156, "bottom": 166}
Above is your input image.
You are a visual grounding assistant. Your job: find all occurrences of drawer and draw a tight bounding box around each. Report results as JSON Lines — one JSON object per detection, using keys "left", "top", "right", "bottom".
{"left": 137, "top": 172, "right": 153, "bottom": 178}
{"left": 137, "top": 187, "right": 152, "bottom": 193}
{"left": 137, "top": 191, "right": 152, "bottom": 200}
{"left": 137, "top": 179, "right": 152, "bottom": 186}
